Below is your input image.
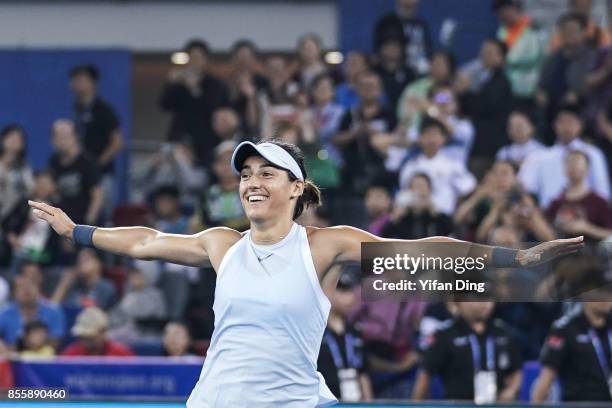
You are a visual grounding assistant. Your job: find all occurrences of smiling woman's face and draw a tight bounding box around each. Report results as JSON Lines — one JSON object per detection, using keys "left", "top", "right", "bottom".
{"left": 239, "top": 155, "right": 302, "bottom": 223}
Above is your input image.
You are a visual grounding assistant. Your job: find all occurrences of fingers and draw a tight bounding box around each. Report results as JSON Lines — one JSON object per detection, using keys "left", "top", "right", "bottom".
{"left": 28, "top": 200, "right": 55, "bottom": 216}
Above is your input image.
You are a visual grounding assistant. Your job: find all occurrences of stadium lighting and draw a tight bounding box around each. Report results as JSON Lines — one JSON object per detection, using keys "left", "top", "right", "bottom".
{"left": 171, "top": 51, "right": 190, "bottom": 65}
{"left": 324, "top": 51, "right": 343, "bottom": 65}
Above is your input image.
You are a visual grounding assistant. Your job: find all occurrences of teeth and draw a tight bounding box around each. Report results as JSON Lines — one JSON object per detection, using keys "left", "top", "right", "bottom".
{"left": 248, "top": 195, "right": 268, "bottom": 202}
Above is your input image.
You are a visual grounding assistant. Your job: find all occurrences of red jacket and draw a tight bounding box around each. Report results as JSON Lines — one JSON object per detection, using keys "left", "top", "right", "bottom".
{"left": 61, "top": 340, "right": 134, "bottom": 357}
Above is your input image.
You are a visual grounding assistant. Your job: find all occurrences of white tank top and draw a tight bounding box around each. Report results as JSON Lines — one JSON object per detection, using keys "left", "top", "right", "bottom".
{"left": 186, "top": 222, "right": 338, "bottom": 407}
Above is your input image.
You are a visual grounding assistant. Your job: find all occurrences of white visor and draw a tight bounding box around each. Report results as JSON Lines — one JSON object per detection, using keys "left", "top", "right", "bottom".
{"left": 231, "top": 141, "right": 304, "bottom": 181}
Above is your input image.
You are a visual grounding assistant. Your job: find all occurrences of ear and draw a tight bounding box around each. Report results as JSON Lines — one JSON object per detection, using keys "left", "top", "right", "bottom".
{"left": 291, "top": 180, "right": 305, "bottom": 199}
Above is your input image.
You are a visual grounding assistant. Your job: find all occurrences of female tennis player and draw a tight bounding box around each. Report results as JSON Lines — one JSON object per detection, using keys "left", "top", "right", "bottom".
{"left": 29, "top": 140, "right": 582, "bottom": 407}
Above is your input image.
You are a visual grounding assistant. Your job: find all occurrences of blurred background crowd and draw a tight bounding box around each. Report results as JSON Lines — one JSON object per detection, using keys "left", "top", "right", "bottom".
{"left": 0, "top": 0, "right": 612, "bottom": 403}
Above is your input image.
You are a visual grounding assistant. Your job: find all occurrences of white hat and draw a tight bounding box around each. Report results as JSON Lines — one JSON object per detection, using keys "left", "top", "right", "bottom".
{"left": 230, "top": 141, "right": 304, "bottom": 181}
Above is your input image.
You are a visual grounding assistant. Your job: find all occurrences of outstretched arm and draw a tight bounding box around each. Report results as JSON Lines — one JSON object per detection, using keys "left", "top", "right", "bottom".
{"left": 29, "top": 200, "right": 239, "bottom": 267}
{"left": 321, "top": 225, "right": 583, "bottom": 268}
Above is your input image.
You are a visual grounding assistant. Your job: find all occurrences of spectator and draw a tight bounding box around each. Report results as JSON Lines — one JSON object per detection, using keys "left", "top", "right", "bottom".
{"left": 382, "top": 172, "right": 453, "bottom": 239}
{"left": 48, "top": 119, "right": 103, "bottom": 225}
{"left": 456, "top": 38, "right": 513, "bottom": 176}
{"left": 533, "top": 301, "right": 612, "bottom": 402}
{"left": 318, "top": 264, "right": 373, "bottom": 402}
{"left": 0, "top": 124, "right": 34, "bottom": 265}
{"left": 493, "top": 0, "right": 544, "bottom": 107}
{"left": 335, "top": 71, "right": 396, "bottom": 195}
{"left": 51, "top": 248, "right": 117, "bottom": 310}
{"left": 293, "top": 33, "right": 328, "bottom": 91}
{"left": 374, "top": 38, "right": 414, "bottom": 110}
{"left": 0, "top": 274, "right": 65, "bottom": 349}
{"left": 397, "top": 51, "right": 456, "bottom": 129}
{"left": 398, "top": 117, "right": 476, "bottom": 215}
{"left": 153, "top": 185, "right": 189, "bottom": 234}
{"left": 227, "top": 40, "right": 268, "bottom": 136}
{"left": 69, "top": 63, "right": 123, "bottom": 218}
{"left": 389, "top": 83, "right": 474, "bottom": 169}
{"left": 0, "top": 339, "right": 13, "bottom": 390}
{"left": 364, "top": 183, "right": 393, "bottom": 236}
{"left": 373, "top": 0, "right": 433, "bottom": 75}
{"left": 212, "top": 107, "right": 243, "bottom": 143}
{"left": 546, "top": 150, "right": 612, "bottom": 240}
{"left": 519, "top": 104, "right": 610, "bottom": 208}
{"left": 548, "top": 0, "right": 610, "bottom": 52}
{"left": 159, "top": 39, "right": 229, "bottom": 165}
{"left": 454, "top": 160, "right": 521, "bottom": 240}
{"left": 61, "top": 307, "right": 134, "bottom": 357}
{"left": 355, "top": 296, "right": 424, "bottom": 399}
{"left": 263, "top": 54, "right": 298, "bottom": 106}
{"left": 4, "top": 171, "right": 58, "bottom": 271}
{"left": 413, "top": 301, "right": 523, "bottom": 403}
{"left": 190, "top": 141, "right": 248, "bottom": 232}
{"left": 476, "top": 183, "right": 556, "bottom": 243}
{"left": 583, "top": 46, "right": 612, "bottom": 132}
{"left": 162, "top": 321, "right": 195, "bottom": 357}
{"left": 496, "top": 111, "right": 545, "bottom": 166}
{"left": 15, "top": 262, "right": 45, "bottom": 298}
{"left": 137, "top": 142, "right": 206, "bottom": 210}
{"left": 309, "top": 73, "right": 345, "bottom": 167}
{"left": 152, "top": 185, "right": 196, "bottom": 321}
{"left": 335, "top": 51, "right": 369, "bottom": 110}
{"left": 17, "top": 321, "right": 55, "bottom": 358}
{"left": 596, "top": 99, "right": 612, "bottom": 177}
{"left": 536, "top": 13, "right": 598, "bottom": 143}
{"left": 108, "top": 268, "right": 167, "bottom": 341}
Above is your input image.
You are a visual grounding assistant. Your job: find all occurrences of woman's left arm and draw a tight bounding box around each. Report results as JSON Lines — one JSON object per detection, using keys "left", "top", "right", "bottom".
{"left": 323, "top": 225, "right": 583, "bottom": 268}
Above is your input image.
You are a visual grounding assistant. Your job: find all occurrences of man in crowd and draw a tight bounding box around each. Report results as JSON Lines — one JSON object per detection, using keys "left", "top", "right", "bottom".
{"left": 51, "top": 248, "right": 117, "bottom": 310}
{"left": 399, "top": 117, "right": 476, "bottom": 215}
{"left": 546, "top": 150, "right": 612, "bottom": 241}
{"left": 48, "top": 119, "right": 103, "bottom": 225}
{"left": 519, "top": 104, "right": 609, "bottom": 208}
{"left": 496, "top": 111, "right": 545, "bottom": 166}
{"left": 335, "top": 71, "right": 396, "bottom": 196}
{"left": 533, "top": 300, "right": 612, "bottom": 402}
{"left": 318, "top": 264, "right": 373, "bottom": 402}
{"left": 413, "top": 300, "right": 523, "bottom": 403}
{"left": 373, "top": 0, "right": 432, "bottom": 75}
{"left": 69, "top": 64, "right": 123, "bottom": 218}
{"left": 536, "top": 13, "right": 597, "bottom": 143}
{"left": 0, "top": 274, "right": 65, "bottom": 350}
{"left": 61, "top": 307, "right": 133, "bottom": 357}
{"left": 159, "top": 39, "right": 229, "bottom": 165}
{"left": 493, "top": 0, "right": 544, "bottom": 108}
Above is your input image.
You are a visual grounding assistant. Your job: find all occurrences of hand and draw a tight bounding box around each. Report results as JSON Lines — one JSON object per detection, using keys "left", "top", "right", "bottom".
{"left": 60, "top": 267, "right": 78, "bottom": 285}
{"left": 28, "top": 200, "right": 76, "bottom": 240}
{"left": 238, "top": 75, "right": 257, "bottom": 98}
{"left": 516, "top": 236, "right": 584, "bottom": 267}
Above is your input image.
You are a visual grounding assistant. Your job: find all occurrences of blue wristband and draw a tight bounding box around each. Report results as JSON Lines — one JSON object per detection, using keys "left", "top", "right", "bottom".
{"left": 72, "top": 225, "right": 97, "bottom": 248}
{"left": 491, "top": 247, "right": 519, "bottom": 268}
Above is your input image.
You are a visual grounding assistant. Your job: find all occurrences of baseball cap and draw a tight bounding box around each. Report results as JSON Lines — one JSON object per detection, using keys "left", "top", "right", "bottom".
{"left": 71, "top": 307, "right": 108, "bottom": 337}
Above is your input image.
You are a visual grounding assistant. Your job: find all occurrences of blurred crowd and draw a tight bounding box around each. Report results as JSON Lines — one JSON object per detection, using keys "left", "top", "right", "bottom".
{"left": 1, "top": 0, "right": 612, "bottom": 403}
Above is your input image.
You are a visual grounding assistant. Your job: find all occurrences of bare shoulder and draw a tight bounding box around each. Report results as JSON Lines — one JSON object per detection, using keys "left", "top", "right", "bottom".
{"left": 306, "top": 225, "right": 374, "bottom": 264}
{"left": 198, "top": 227, "right": 243, "bottom": 271}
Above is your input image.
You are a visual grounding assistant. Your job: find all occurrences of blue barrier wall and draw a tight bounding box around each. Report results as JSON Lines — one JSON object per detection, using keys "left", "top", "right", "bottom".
{"left": 0, "top": 49, "right": 131, "bottom": 204}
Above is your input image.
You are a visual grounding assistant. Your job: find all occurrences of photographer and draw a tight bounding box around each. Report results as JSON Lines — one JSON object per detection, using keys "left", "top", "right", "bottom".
{"left": 475, "top": 184, "right": 555, "bottom": 243}
{"left": 381, "top": 173, "right": 453, "bottom": 239}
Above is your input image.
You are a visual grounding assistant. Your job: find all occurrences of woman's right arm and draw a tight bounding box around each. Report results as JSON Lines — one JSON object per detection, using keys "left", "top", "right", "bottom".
{"left": 29, "top": 200, "right": 239, "bottom": 267}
